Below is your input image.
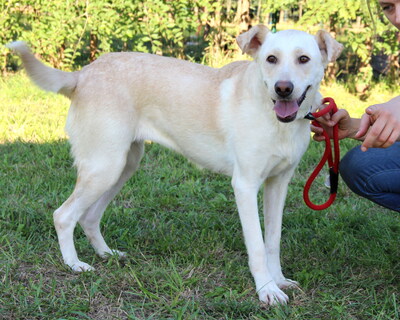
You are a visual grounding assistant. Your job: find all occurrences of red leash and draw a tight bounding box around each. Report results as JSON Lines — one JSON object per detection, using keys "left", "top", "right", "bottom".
{"left": 303, "top": 97, "right": 340, "bottom": 210}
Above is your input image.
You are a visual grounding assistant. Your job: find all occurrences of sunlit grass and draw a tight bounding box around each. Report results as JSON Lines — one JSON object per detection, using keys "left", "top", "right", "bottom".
{"left": 0, "top": 74, "right": 69, "bottom": 143}
{"left": 320, "top": 80, "right": 396, "bottom": 118}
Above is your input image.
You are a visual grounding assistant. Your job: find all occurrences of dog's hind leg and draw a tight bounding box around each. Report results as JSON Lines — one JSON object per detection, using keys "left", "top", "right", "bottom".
{"left": 78, "top": 141, "right": 144, "bottom": 259}
{"left": 53, "top": 139, "right": 134, "bottom": 272}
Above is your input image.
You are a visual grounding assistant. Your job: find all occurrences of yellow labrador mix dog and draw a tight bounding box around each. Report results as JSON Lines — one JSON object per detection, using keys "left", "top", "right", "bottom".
{"left": 7, "top": 25, "right": 342, "bottom": 305}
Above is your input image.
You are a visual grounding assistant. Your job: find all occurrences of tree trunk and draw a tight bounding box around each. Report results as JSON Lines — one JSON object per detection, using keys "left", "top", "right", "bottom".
{"left": 235, "top": 0, "right": 251, "bottom": 33}
{"left": 279, "top": 9, "right": 285, "bottom": 24}
{"left": 57, "top": 43, "right": 66, "bottom": 69}
{"left": 89, "top": 33, "right": 98, "bottom": 62}
{"left": 226, "top": 0, "right": 232, "bottom": 20}
{"left": 256, "top": 0, "right": 262, "bottom": 22}
{"left": 299, "top": 3, "right": 303, "bottom": 20}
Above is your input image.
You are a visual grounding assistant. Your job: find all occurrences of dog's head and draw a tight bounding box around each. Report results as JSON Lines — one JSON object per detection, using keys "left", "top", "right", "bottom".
{"left": 237, "top": 25, "right": 343, "bottom": 123}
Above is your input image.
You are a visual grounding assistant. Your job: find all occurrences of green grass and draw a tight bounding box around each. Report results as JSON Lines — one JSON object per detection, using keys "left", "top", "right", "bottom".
{"left": 0, "top": 74, "right": 399, "bottom": 319}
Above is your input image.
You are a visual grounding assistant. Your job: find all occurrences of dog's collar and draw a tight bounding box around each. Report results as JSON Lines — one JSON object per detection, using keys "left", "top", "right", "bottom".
{"left": 304, "top": 106, "right": 315, "bottom": 120}
{"left": 304, "top": 112, "right": 315, "bottom": 120}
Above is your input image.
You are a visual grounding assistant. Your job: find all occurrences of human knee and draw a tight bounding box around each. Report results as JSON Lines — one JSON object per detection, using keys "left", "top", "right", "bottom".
{"left": 340, "top": 146, "right": 370, "bottom": 196}
{"left": 340, "top": 146, "right": 357, "bottom": 177}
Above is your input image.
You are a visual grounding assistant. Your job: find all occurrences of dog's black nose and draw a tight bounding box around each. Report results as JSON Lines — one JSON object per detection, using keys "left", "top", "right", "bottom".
{"left": 274, "top": 81, "right": 293, "bottom": 98}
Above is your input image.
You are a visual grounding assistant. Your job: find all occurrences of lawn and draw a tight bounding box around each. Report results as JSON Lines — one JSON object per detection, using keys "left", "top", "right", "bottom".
{"left": 0, "top": 74, "right": 399, "bottom": 319}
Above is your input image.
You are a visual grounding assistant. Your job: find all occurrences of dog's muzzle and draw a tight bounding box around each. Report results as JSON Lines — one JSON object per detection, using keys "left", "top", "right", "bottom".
{"left": 273, "top": 85, "right": 311, "bottom": 123}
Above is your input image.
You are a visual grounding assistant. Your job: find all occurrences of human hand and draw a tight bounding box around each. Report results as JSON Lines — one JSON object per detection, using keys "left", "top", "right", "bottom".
{"left": 356, "top": 96, "right": 400, "bottom": 151}
{"left": 311, "top": 108, "right": 357, "bottom": 141}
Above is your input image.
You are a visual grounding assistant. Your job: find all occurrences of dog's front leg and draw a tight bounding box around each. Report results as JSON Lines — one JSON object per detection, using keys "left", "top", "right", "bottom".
{"left": 232, "top": 175, "right": 289, "bottom": 305}
{"left": 263, "top": 172, "right": 299, "bottom": 290}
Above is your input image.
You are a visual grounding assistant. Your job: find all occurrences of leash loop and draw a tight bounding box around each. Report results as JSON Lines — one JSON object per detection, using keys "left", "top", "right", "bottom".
{"left": 303, "top": 97, "right": 340, "bottom": 210}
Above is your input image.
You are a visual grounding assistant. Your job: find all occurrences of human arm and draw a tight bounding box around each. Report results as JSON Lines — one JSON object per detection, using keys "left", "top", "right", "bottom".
{"left": 311, "top": 109, "right": 362, "bottom": 141}
{"left": 312, "top": 95, "right": 400, "bottom": 151}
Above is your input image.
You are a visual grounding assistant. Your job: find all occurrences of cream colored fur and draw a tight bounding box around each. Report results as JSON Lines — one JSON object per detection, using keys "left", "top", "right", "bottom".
{"left": 7, "top": 25, "right": 342, "bottom": 305}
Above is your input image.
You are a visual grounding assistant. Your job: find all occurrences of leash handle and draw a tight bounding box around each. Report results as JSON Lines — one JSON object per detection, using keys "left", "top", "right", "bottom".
{"left": 303, "top": 97, "right": 340, "bottom": 210}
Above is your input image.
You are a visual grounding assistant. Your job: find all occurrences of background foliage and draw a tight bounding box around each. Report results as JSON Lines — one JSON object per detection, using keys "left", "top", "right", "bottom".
{"left": 1, "top": 0, "right": 399, "bottom": 89}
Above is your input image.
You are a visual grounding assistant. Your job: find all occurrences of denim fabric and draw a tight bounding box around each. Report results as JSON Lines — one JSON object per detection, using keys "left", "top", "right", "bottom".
{"left": 340, "top": 142, "right": 400, "bottom": 212}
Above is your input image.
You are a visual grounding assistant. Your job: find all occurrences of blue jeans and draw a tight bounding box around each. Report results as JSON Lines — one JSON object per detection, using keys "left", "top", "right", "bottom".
{"left": 340, "top": 142, "right": 400, "bottom": 212}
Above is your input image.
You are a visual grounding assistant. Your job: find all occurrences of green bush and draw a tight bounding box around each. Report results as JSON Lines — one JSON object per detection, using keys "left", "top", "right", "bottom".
{"left": 1, "top": 0, "right": 398, "bottom": 87}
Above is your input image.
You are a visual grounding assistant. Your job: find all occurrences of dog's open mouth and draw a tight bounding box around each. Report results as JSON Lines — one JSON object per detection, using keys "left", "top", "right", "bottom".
{"left": 273, "top": 85, "right": 311, "bottom": 123}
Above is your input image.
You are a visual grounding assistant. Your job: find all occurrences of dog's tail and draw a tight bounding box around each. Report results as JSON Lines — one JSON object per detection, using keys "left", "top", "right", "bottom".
{"left": 6, "top": 41, "right": 78, "bottom": 99}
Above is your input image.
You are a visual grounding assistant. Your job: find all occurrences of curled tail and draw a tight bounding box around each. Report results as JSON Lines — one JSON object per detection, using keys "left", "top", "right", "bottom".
{"left": 6, "top": 41, "right": 78, "bottom": 99}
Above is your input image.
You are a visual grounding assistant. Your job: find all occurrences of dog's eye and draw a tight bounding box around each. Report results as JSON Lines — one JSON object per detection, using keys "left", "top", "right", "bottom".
{"left": 299, "top": 56, "right": 310, "bottom": 64}
{"left": 266, "top": 55, "right": 277, "bottom": 64}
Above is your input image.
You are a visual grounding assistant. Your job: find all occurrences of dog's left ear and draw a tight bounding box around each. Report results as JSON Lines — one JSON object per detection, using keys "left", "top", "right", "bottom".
{"left": 315, "top": 30, "right": 344, "bottom": 66}
{"left": 237, "top": 25, "right": 270, "bottom": 57}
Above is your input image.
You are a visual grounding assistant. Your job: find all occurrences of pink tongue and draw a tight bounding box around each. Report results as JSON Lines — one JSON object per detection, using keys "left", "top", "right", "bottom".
{"left": 273, "top": 100, "right": 299, "bottom": 118}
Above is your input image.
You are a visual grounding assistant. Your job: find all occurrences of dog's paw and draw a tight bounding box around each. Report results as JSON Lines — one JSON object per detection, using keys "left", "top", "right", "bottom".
{"left": 113, "top": 250, "right": 127, "bottom": 259}
{"left": 258, "top": 281, "right": 289, "bottom": 305}
{"left": 275, "top": 278, "right": 300, "bottom": 290}
{"left": 70, "top": 261, "right": 95, "bottom": 272}
{"left": 99, "top": 249, "right": 127, "bottom": 260}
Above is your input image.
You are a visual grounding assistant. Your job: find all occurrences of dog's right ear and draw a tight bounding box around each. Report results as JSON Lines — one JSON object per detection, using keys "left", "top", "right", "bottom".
{"left": 236, "top": 25, "right": 270, "bottom": 58}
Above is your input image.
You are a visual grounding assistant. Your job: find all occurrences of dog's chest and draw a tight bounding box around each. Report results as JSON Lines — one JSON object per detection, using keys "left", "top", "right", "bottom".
{"left": 262, "top": 123, "right": 310, "bottom": 176}
{"left": 270, "top": 141, "right": 305, "bottom": 173}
